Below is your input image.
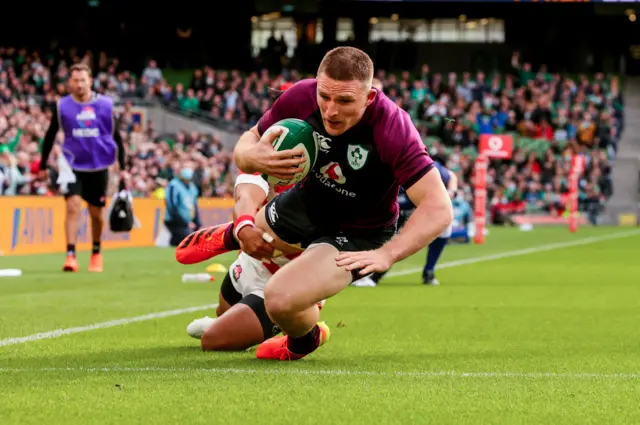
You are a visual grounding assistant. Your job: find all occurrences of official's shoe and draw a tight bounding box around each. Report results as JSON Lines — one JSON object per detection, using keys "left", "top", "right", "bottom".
{"left": 351, "top": 276, "right": 377, "bottom": 287}
{"left": 62, "top": 255, "right": 78, "bottom": 272}
{"left": 88, "top": 253, "right": 103, "bottom": 272}
{"left": 422, "top": 270, "right": 440, "bottom": 286}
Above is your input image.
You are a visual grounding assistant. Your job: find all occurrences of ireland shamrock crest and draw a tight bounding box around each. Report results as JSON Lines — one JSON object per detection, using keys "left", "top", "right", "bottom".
{"left": 347, "top": 144, "right": 369, "bottom": 170}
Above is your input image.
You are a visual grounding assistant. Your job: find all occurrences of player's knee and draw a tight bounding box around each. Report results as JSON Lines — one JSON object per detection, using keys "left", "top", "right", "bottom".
{"left": 263, "top": 286, "right": 295, "bottom": 318}
{"left": 88, "top": 205, "right": 102, "bottom": 219}
{"left": 66, "top": 198, "right": 81, "bottom": 215}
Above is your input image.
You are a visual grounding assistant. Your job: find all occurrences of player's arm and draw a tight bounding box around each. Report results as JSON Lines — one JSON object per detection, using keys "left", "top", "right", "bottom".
{"left": 232, "top": 174, "right": 275, "bottom": 259}
{"left": 39, "top": 103, "right": 60, "bottom": 176}
{"left": 382, "top": 114, "right": 453, "bottom": 264}
{"left": 336, "top": 168, "right": 452, "bottom": 275}
{"left": 383, "top": 169, "right": 453, "bottom": 264}
{"left": 233, "top": 86, "right": 306, "bottom": 179}
{"left": 336, "top": 109, "right": 452, "bottom": 275}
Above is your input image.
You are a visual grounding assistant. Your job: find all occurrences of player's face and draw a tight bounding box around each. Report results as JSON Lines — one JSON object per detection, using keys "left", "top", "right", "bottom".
{"left": 69, "top": 70, "right": 92, "bottom": 99}
{"left": 316, "top": 73, "right": 376, "bottom": 136}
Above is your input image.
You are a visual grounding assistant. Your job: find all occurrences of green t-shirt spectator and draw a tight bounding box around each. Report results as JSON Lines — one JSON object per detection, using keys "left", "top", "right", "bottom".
{"left": 179, "top": 96, "right": 200, "bottom": 113}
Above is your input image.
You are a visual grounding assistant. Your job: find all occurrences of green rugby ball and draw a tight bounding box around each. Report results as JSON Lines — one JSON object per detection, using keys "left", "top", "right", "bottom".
{"left": 261, "top": 118, "right": 318, "bottom": 186}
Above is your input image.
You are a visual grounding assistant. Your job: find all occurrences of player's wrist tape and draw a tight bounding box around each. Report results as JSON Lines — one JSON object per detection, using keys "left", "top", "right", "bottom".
{"left": 234, "top": 214, "right": 255, "bottom": 239}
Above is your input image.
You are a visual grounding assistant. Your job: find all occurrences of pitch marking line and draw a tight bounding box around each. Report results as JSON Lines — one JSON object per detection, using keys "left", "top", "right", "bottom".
{"left": 385, "top": 229, "right": 640, "bottom": 278}
{"left": 0, "top": 367, "right": 639, "bottom": 380}
{"left": 0, "top": 304, "right": 219, "bottom": 347}
{"left": 1, "top": 230, "right": 638, "bottom": 348}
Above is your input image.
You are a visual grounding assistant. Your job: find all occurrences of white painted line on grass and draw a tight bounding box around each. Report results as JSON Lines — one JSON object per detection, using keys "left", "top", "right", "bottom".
{"left": 0, "top": 304, "right": 219, "bottom": 347}
{"left": 0, "top": 366, "right": 638, "bottom": 380}
{"left": 385, "top": 230, "right": 640, "bottom": 279}
{"left": 1, "top": 230, "right": 638, "bottom": 348}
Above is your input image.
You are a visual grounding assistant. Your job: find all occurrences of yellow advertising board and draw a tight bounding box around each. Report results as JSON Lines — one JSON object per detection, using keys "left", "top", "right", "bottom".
{"left": 0, "top": 196, "right": 234, "bottom": 256}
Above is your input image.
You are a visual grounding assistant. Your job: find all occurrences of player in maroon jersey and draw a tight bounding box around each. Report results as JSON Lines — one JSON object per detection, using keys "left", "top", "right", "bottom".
{"left": 231, "top": 47, "right": 453, "bottom": 361}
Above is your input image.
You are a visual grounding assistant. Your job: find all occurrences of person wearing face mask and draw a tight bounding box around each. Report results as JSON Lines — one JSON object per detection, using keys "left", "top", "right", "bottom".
{"left": 164, "top": 165, "right": 202, "bottom": 247}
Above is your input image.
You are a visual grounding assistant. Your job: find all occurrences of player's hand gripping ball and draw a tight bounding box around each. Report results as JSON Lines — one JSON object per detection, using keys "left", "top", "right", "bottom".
{"left": 261, "top": 118, "right": 318, "bottom": 186}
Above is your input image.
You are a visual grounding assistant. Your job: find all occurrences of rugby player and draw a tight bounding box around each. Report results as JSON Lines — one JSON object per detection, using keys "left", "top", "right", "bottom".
{"left": 179, "top": 170, "right": 325, "bottom": 351}
{"left": 352, "top": 161, "right": 458, "bottom": 287}
{"left": 230, "top": 46, "right": 453, "bottom": 361}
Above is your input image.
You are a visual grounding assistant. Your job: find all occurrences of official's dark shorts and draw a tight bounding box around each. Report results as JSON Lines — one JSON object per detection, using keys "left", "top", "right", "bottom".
{"left": 165, "top": 222, "right": 190, "bottom": 247}
{"left": 264, "top": 187, "right": 396, "bottom": 282}
{"left": 64, "top": 169, "right": 109, "bottom": 207}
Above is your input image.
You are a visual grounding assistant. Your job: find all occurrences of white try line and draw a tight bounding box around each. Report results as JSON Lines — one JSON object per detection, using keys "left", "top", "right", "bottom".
{"left": 385, "top": 229, "right": 640, "bottom": 279}
{"left": 0, "top": 366, "right": 639, "bottom": 380}
{"left": 1, "top": 230, "right": 638, "bottom": 348}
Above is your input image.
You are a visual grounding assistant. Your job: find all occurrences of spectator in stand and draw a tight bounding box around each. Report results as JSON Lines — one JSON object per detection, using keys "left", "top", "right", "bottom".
{"left": 0, "top": 46, "right": 624, "bottom": 226}
{"left": 363, "top": 51, "right": 620, "bottom": 225}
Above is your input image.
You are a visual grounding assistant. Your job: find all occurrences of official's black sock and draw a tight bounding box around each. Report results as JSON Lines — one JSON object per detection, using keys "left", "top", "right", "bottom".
{"left": 92, "top": 241, "right": 101, "bottom": 254}
{"left": 67, "top": 244, "right": 76, "bottom": 256}
{"left": 223, "top": 224, "right": 240, "bottom": 250}
{"left": 287, "top": 325, "right": 321, "bottom": 355}
{"left": 370, "top": 270, "right": 387, "bottom": 284}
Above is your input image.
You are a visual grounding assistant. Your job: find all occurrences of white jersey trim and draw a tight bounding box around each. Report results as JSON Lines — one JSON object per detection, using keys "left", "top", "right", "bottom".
{"left": 235, "top": 174, "right": 269, "bottom": 197}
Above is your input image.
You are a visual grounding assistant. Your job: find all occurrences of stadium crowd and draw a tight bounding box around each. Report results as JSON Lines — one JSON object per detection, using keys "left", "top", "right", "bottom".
{"left": 0, "top": 48, "right": 622, "bottom": 224}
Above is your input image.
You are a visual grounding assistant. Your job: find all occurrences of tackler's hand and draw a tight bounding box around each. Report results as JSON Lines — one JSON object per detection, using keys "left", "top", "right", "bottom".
{"left": 335, "top": 248, "right": 394, "bottom": 276}
{"left": 237, "top": 226, "right": 275, "bottom": 260}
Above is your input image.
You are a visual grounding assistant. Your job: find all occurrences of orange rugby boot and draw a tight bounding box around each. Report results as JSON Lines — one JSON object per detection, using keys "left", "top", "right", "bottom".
{"left": 256, "top": 322, "right": 331, "bottom": 361}
{"left": 62, "top": 255, "right": 79, "bottom": 272}
{"left": 88, "top": 253, "right": 103, "bottom": 272}
{"left": 175, "top": 222, "right": 233, "bottom": 265}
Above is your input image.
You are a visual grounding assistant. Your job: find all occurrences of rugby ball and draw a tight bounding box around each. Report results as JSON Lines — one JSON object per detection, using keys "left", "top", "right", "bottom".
{"left": 261, "top": 118, "right": 318, "bottom": 186}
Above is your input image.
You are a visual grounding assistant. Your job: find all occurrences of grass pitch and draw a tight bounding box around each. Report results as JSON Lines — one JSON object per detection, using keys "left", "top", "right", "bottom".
{"left": 1, "top": 227, "right": 639, "bottom": 425}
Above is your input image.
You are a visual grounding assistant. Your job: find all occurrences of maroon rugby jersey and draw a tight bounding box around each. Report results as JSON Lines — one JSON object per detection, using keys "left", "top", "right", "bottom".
{"left": 257, "top": 79, "right": 434, "bottom": 231}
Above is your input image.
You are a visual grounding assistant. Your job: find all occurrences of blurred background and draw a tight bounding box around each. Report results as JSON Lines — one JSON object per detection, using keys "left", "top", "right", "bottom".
{"left": 0, "top": 0, "right": 638, "bottom": 244}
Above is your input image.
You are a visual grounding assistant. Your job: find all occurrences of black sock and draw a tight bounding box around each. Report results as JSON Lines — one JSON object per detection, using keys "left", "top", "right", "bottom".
{"left": 92, "top": 241, "right": 101, "bottom": 254}
{"left": 67, "top": 244, "right": 76, "bottom": 256}
{"left": 223, "top": 224, "right": 240, "bottom": 250}
{"left": 370, "top": 271, "right": 386, "bottom": 284}
{"left": 287, "top": 325, "right": 321, "bottom": 355}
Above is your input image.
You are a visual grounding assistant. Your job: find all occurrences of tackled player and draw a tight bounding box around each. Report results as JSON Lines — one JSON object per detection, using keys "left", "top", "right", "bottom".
{"left": 232, "top": 47, "right": 453, "bottom": 361}
{"left": 179, "top": 170, "right": 327, "bottom": 351}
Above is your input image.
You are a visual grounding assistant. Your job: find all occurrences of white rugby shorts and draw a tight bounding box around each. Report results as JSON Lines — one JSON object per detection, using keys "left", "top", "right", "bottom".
{"left": 228, "top": 252, "right": 273, "bottom": 299}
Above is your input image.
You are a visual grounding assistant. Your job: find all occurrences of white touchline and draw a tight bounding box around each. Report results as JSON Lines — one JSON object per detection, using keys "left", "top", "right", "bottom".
{"left": 385, "top": 229, "right": 640, "bottom": 279}
{"left": 0, "top": 304, "right": 219, "bottom": 347}
{"left": 0, "top": 367, "right": 639, "bottom": 380}
{"left": 1, "top": 230, "right": 638, "bottom": 348}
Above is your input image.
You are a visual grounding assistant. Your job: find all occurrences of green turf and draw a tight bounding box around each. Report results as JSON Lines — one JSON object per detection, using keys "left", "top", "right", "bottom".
{"left": 1, "top": 227, "right": 639, "bottom": 425}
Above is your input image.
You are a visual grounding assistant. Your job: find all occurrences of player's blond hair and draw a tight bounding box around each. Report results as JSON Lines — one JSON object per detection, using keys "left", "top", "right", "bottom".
{"left": 317, "top": 47, "right": 374, "bottom": 85}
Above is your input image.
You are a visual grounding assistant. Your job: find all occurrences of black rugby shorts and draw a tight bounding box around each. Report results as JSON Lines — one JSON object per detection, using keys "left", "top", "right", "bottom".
{"left": 264, "top": 186, "right": 395, "bottom": 282}
{"left": 64, "top": 169, "right": 110, "bottom": 207}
